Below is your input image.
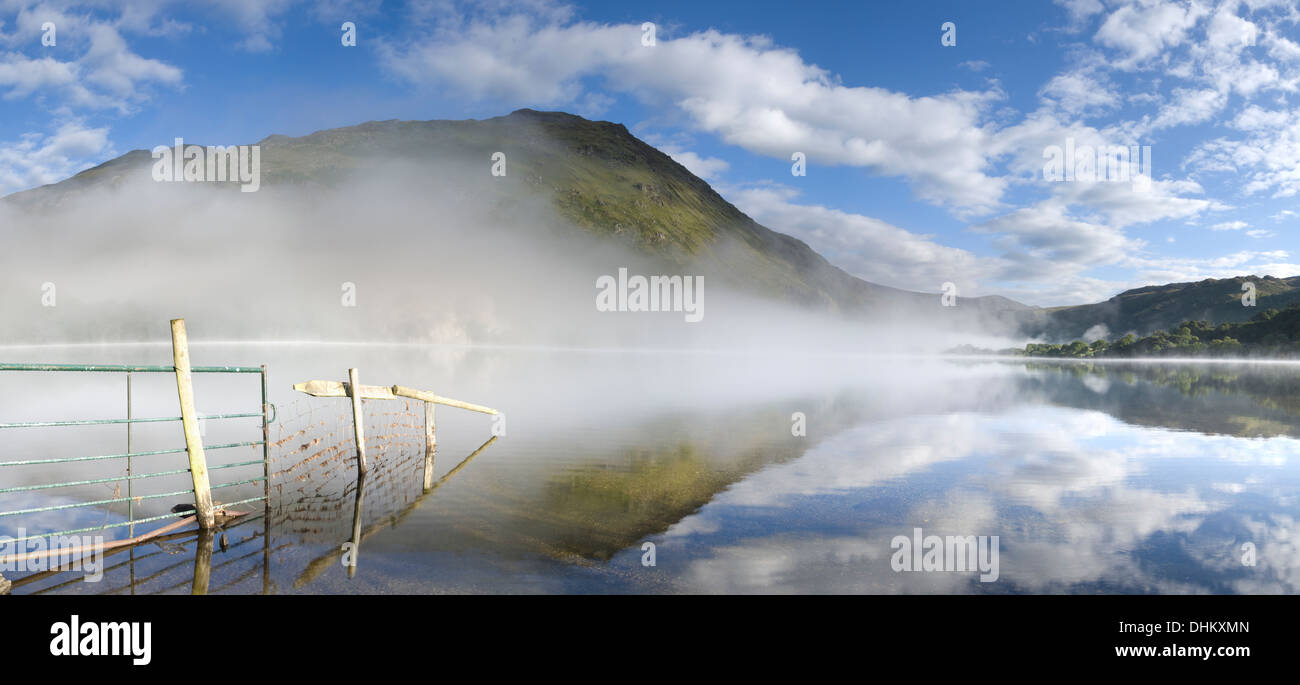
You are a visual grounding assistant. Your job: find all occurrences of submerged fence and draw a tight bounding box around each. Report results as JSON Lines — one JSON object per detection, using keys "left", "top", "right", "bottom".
{"left": 270, "top": 396, "right": 427, "bottom": 542}
{"left": 1, "top": 320, "right": 500, "bottom": 594}
{"left": 0, "top": 320, "right": 272, "bottom": 553}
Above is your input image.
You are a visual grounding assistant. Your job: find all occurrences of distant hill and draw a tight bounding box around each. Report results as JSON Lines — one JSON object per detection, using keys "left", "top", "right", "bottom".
{"left": 1017, "top": 275, "right": 1300, "bottom": 341}
{"left": 8, "top": 109, "right": 1283, "bottom": 345}
{"left": 1026, "top": 300, "right": 1300, "bottom": 358}
{"left": 3, "top": 109, "right": 1028, "bottom": 326}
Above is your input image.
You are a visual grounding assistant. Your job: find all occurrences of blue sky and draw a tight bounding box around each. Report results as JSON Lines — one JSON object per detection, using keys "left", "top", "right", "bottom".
{"left": 2, "top": 0, "right": 1299, "bottom": 305}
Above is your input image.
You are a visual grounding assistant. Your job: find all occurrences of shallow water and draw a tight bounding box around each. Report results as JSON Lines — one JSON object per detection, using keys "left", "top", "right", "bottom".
{"left": 3, "top": 345, "right": 1299, "bottom": 594}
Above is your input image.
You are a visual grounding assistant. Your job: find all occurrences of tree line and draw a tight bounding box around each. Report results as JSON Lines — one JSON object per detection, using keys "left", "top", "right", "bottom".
{"left": 1022, "top": 303, "right": 1300, "bottom": 359}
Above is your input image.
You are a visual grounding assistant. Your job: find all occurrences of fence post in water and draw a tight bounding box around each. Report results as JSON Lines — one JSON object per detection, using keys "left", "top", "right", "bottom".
{"left": 348, "top": 368, "right": 368, "bottom": 476}
{"left": 261, "top": 365, "right": 271, "bottom": 508}
{"left": 348, "top": 473, "right": 366, "bottom": 579}
{"left": 192, "top": 528, "right": 214, "bottom": 595}
{"left": 423, "top": 401, "right": 436, "bottom": 491}
{"left": 261, "top": 363, "right": 272, "bottom": 594}
{"left": 171, "top": 318, "right": 215, "bottom": 530}
{"left": 126, "top": 371, "right": 134, "bottom": 537}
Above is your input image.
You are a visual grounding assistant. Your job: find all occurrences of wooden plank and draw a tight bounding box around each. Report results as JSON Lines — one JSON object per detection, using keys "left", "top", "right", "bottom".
{"left": 347, "top": 368, "right": 368, "bottom": 476}
{"left": 0, "top": 511, "right": 247, "bottom": 568}
{"left": 423, "top": 401, "right": 436, "bottom": 491}
{"left": 171, "top": 319, "right": 215, "bottom": 530}
{"left": 293, "top": 379, "right": 395, "bottom": 400}
{"left": 392, "top": 385, "right": 498, "bottom": 415}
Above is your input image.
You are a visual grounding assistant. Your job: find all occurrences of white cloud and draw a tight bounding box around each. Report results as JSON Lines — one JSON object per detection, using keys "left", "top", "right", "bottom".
{"left": 1264, "top": 30, "right": 1300, "bottom": 63}
{"left": 80, "top": 22, "right": 182, "bottom": 96}
{"left": 1038, "top": 70, "right": 1121, "bottom": 116}
{"left": 728, "top": 184, "right": 1005, "bottom": 294}
{"left": 1056, "top": 0, "right": 1106, "bottom": 25}
{"left": 378, "top": 4, "right": 1009, "bottom": 213}
{"left": 730, "top": 184, "right": 1151, "bottom": 305}
{"left": 1124, "top": 249, "right": 1300, "bottom": 283}
{"left": 659, "top": 145, "right": 729, "bottom": 180}
{"left": 0, "top": 122, "right": 112, "bottom": 196}
{"left": 1094, "top": 0, "right": 1207, "bottom": 68}
{"left": 0, "top": 3, "right": 182, "bottom": 112}
{"left": 1144, "top": 86, "right": 1226, "bottom": 131}
{"left": 1188, "top": 107, "right": 1300, "bottom": 197}
{"left": 201, "top": 0, "right": 296, "bottom": 52}
{"left": 974, "top": 202, "right": 1138, "bottom": 278}
{"left": 1051, "top": 175, "right": 1219, "bottom": 228}
{"left": 1206, "top": 4, "right": 1259, "bottom": 53}
{"left": 0, "top": 53, "right": 79, "bottom": 98}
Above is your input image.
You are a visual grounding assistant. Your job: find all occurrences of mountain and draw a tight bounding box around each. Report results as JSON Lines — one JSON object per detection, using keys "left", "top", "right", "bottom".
{"left": 11, "top": 109, "right": 1278, "bottom": 345}
{"left": 1019, "top": 275, "right": 1300, "bottom": 342}
{"left": 4, "top": 109, "right": 1028, "bottom": 326}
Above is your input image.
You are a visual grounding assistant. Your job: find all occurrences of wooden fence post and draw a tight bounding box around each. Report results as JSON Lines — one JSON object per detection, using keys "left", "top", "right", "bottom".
{"left": 192, "top": 528, "right": 214, "bottom": 595}
{"left": 348, "top": 474, "right": 366, "bottom": 579}
{"left": 423, "top": 401, "right": 436, "bottom": 491}
{"left": 348, "top": 368, "right": 368, "bottom": 476}
{"left": 171, "top": 319, "right": 215, "bottom": 530}
{"left": 295, "top": 379, "right": 496, "bottom": 490}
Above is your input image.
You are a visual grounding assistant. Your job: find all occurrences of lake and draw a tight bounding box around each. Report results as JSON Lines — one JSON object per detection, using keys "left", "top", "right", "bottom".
{"left": 3, "top": 344, "right": 1299, "bottom": 594}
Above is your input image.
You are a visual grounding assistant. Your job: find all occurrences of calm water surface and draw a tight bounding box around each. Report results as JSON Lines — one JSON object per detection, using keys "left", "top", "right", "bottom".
{"left": 3, "top": 344, "right": 1299, "bottom": 594}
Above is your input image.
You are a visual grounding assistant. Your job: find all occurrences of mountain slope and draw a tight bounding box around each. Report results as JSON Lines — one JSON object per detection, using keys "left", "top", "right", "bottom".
{"left": 4, "top": 109, "right": 1027, "bottom": 323}
{"left": 1019, "top": 275, "right": 1300, "bottom": 341}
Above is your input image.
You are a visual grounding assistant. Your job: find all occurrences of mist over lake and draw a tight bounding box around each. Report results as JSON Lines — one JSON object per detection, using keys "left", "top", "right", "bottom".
{"left": 5, "top": 342, "right": 1297, "bottom": 594}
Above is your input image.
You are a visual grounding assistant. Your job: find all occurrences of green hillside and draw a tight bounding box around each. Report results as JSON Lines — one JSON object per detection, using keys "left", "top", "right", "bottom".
{"left": 1017, "top": 275, "right": 1300, "bottom": 341}
{"left": 9, "top": 108, "right": 1284, "bottom": 344}
{"left": 3, "top": 109, "right": 1027, "bottom": 322}
{"left": 1025, "top": 302, "right": 1300, "bottom": 358}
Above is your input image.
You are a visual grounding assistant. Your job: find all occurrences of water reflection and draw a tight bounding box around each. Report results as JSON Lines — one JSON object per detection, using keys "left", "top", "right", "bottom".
{"left": 658, "top": 362, "right": 1300, "bottom": 594}
{"left": 7, "top": 511, "right": 270, "bottom": 595}
{"left": 294, "top": 435, "right": 497, "bottom": 588}
{"left": 4, "top": 351, "right": 1300, "bottom": 594}
{"left": 5, "top": 435, "right": 498, "bottom": 594}
{"left": 1025, "top": 361, "right": 1300, "bottom": 438}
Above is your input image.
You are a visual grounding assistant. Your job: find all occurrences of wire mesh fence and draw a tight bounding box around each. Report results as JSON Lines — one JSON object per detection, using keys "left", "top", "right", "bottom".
{"left": 0, "top": 346, "right": 503, "bottom": 594}
{"left": 268, "top": 396, "right": 428, "bottom": 544}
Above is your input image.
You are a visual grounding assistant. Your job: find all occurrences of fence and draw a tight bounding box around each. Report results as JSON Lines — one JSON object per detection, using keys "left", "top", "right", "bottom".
{"left": 1, "top": 320, "right": 500, "bottom": 594}
{"left": 291, "top": 373, "right": 499, "bottom": 489}
{"left": 270, "top": 396, "right": 427, "bottom": 543}
{"left": 0, "top": 320, "right": 271, "bottom": 581}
